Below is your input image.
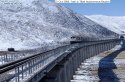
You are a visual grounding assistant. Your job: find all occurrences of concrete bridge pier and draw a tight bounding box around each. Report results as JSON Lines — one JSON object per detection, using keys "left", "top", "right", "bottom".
{"left": 40, "top": 49, "right": 83, "bottom": 82}
{"left": 40, "top": 41, "right": 121, "bottom": 82}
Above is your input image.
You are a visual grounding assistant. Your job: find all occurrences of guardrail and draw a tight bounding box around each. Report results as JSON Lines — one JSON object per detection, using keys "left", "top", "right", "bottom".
{"left": 0, "top": 39, "right": 121, "bottom": 82}
{"left": 0, "top": 44, "right": 76, "bottom": 82}
{"left": 0, "top": 45, "right": 64, "bottom": 65}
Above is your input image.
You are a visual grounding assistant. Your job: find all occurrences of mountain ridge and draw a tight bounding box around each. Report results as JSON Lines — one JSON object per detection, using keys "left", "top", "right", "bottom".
{"left": 86, "top": 15, "right": 125, "bottom": 34}
{"left": 0, "top": 0, "right": 117, "bottom": 50}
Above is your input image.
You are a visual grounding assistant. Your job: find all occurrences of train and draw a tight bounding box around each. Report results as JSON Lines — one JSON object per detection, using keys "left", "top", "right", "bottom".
{"left": 70, "top": 35, "right": 121, "bottom": 44}
{"left": 70, "top": 36, "right": 97, "bottom": 44}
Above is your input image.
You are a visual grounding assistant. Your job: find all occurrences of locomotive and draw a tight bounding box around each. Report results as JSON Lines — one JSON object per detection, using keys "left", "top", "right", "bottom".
{"left": 70, "top": 36, "right": 96, "bottom": 44}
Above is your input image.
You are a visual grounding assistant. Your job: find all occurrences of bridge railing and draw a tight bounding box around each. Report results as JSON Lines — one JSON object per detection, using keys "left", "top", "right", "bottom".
{"left": 0, "top": 44, "right": 76, "bottom": 82}
{"left": 0, "top": 39, "right": 121, "bottom": 82}
{"left": 0, "top": 45, "right": 65, "bottom": 65}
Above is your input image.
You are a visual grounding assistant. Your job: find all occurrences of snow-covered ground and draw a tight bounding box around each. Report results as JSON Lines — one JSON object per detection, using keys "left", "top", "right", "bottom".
{"left": 86, "top": 15, "right": 125, "bottom": 34}
{"left": 71, "top": 44, "right": 123, "bottom": 82}
{"left": 0, "top": 0, "right": 117, "bottom": 50}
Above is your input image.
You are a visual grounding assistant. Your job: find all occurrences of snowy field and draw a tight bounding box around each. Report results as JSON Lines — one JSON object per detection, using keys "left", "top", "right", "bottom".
{"left": 71, "top": 44, "right": 123, "bottom": 82}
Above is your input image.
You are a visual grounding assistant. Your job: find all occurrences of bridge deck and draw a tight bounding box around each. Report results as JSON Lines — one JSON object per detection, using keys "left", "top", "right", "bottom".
{"left": 0, "top": 39, "right": 121, "bottom": 82}
{"left": 71, "top": 48, "right": 125, "bottom": 82}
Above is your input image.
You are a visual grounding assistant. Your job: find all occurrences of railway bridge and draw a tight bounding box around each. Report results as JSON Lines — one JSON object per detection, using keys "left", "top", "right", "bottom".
{"left": 0, "top": 39, "right": 122, "bottom": 82}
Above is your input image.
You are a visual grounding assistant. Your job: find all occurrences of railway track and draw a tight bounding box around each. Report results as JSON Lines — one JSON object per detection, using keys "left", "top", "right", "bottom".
{"left": 0, "top": 39, "right": 121, "bottom": 82}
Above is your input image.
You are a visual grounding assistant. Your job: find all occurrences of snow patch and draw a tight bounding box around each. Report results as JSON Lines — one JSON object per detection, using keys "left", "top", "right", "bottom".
{"left": 86, "top": 15, "right": 125, "bottom": 34}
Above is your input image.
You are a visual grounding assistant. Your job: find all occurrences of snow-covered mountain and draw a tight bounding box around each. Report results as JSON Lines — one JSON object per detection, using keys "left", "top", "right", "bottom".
{"left": 86, "top": 15, "right": 125, "bottom": 34}
{"left": 0, "top": 0, "right": 117, "bottom": 50}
